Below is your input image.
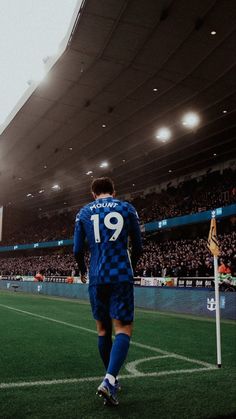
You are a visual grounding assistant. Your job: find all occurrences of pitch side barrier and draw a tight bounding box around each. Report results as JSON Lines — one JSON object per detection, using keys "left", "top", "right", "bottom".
{"left": 1, "top": 275, "right": 235, "bottom": 288}
{"left": 0, "top": 204, "right": 235, "bottom": 253}
{"left": 0, "top": 275, "right": 218, "bottom": 287}
{"left": 0, "top": 277, "right": 235, "bottom": 320}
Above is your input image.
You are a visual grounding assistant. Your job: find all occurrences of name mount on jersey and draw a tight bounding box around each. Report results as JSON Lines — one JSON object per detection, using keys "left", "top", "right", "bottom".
{"left": 90, "top": 202, "right": 118, "bottom": 211}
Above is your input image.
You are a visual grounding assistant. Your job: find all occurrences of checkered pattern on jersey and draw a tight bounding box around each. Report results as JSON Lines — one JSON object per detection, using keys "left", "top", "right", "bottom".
{"left": 89, "top": 282, "right": 134, "bottom": 323}
{"left": 76, "top": 197, "right": 138, "bottom": 285}
{"left": 96, "top": 245, "right": 133, "bottom": 284}
{"left": 80, "top": 198, "right": 136, "bottom": 285}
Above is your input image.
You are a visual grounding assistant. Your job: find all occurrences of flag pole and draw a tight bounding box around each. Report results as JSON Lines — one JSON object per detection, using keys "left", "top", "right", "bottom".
{"left": 208, "top": 211, "right": 222, "bottom": 367}
{"left": 213, "top": 253, "right": 221, "bottom": 368}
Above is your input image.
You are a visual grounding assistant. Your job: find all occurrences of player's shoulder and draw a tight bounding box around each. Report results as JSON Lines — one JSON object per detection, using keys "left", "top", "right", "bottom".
{"left": 75, "top": 202, "right": 92, "bottom": 221}
{"left": 117, "top": 199, "right": 138, "bottom": 215}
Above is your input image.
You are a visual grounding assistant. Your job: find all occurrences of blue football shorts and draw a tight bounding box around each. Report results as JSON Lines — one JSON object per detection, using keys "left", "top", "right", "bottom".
{"left": 89, "top": 281, "right": 134, "bottom": 324}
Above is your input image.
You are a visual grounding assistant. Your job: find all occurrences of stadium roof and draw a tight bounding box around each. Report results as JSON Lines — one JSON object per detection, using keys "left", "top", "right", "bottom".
{"left": 0, "top": 0, "right": 236, "bottom": 212}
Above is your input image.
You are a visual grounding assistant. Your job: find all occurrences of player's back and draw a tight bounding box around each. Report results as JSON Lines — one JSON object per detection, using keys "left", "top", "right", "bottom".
{"left": 77, "top": 196, "right": 138, "bottom": 285}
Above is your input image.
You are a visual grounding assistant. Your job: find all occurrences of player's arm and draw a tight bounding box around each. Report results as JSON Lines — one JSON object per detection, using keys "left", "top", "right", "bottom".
{"left": 128, "top": 204, "right": 143, "bottom": 270}
{"left": 73, "top": 210, "right": 87, "bottom": 283}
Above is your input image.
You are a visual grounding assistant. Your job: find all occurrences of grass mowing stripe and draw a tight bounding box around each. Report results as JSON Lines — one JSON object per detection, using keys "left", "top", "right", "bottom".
{"left": 0, "top": 303, "right": 217, "bottom": 369}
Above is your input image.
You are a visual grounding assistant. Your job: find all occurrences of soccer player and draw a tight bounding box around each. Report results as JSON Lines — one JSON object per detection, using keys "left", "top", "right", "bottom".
{"left": 74, "top": 177, "right": 142, "bottom": 406}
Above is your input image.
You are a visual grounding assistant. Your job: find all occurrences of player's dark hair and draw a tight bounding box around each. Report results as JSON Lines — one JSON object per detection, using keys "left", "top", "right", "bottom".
{"left": 91, "top": 177, "right": 115, "bottom": 196}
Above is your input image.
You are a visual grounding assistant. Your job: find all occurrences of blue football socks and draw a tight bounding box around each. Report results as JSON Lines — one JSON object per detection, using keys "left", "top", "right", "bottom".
{"left": 98, "top": 334, "right": 113, "bottom": 369}
{"left": 106, "top": 333, "right": 130, "bottom": 378}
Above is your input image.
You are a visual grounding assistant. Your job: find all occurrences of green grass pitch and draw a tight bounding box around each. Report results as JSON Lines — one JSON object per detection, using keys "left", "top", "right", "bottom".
{"left": 0, "top": 289, "right": 235, "bottom": 419}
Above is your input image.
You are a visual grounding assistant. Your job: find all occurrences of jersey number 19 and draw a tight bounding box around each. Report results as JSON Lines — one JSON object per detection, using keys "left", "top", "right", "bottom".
{"left": 91, "top": 212, "right": 124, "bottom": 242}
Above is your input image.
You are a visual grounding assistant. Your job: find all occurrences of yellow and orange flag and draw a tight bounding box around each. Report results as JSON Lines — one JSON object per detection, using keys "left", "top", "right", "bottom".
{"left": 207, "top": 217, "right": 220, "bottom": 257}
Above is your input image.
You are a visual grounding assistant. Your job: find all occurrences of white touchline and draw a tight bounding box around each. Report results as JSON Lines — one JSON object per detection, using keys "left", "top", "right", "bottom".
{"left": 0, "top": 367, "right": 217, "bottom": 390}
{"left": 0, "top": 303, "right": 217, "bottom": 372}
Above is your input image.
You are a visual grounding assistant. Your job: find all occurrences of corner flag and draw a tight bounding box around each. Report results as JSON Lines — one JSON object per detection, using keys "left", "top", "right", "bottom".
{"left": 208, "top": 214, "right": 221, "bottom": 367}
{"left": 207, "top": 217, "right": 220, "bottom": 257}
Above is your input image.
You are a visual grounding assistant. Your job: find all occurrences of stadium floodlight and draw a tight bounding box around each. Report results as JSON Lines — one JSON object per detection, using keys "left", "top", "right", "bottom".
{"left": 99, "top": 162, "right": 109, "bottom": 168}
{"left": 182, "top": 112, "right": 200, "bottom": 128}
{"left": 52, "top": 184, "right": 60, "bottom": 191}
{"left": 156, "top": 127, "right": 172, "bottom": 142}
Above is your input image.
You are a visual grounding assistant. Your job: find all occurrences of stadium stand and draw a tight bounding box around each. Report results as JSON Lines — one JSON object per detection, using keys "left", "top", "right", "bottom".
{"left": 1, "top": 168, "right": 235, "bottom": 246}
{"left": 136, "top": 232, "right": 236, "bottom": 278}
{"left": 133, "top": 168, "right": 236, "bottom": 223}
{"left": 1, "top": 232, "right": 235, "bottom": 278}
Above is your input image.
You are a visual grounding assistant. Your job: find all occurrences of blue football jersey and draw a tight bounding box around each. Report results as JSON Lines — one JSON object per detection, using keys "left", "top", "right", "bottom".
{"left": 74, "top": 197, "right": 142, "bottom": 285}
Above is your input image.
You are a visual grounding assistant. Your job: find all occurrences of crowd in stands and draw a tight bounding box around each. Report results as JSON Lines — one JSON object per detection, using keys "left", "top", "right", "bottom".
{"left": 1, "top": 168, "right": 235, "bottom": 246}
{"left": 133, "top": 168, "right": 236, "bottom": 223}
{"left": 0, "top": 167, "right": 235, "bottom": 279}
{"left": 2, "top": 212, "right": 74, "bottom": 246}
{"left": 136, "top": 232, "right": 236, "bottom": 277}
{"left": 1, "top": 232, "right": 235, "bottom": 278}
{"left": 0, "top": 253, "right": 76, "bottom": 277}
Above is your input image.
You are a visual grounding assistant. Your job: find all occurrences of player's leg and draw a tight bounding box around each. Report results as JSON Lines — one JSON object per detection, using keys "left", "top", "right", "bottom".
{"left": 97, "top": 282, "right": 134, "bottom": 405}
{"left": 106, "top": 282, "right": 134, "bottom": 381}
{"left": 96, "top": 319, "right": 113, "bottom": 370}
{"left": 104, "top": 320, "right": 132, "bottom": 385}
{"left": 113, "top": 319, "right": 133, "bottom": 336}
{"left": 89, "top": 285, "right": 112, "bottom": 370}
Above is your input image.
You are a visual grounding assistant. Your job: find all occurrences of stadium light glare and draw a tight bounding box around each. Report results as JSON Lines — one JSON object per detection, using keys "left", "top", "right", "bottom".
{"left": 182, "top": 112, "right": 200, "bottom": 129}
{"left": 0, "top": 0, "right": 81, "bottom": 132}
{"left": 52, "top": 184, "right": 60, "bottom": 191}
{"left": 156, "top": 127, "right": 171, "bottom": 142}
{"left": 99, "top": 162, "right": 109, "bottom": 168}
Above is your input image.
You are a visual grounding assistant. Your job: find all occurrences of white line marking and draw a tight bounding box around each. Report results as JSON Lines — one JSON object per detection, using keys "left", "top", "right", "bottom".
{"left": 129, "top": 341, "right": 215, "bottom": 369}
{"left": 0, "top": 303, "right": 97, "bottom": 335}
{"left": 0, "top": 303, "right": 217, "bottom": 370}
{"left": 125, "top": 355, "right": 173, "bottom": 375}
{"left": 0, "top": 367, "right": 217, "bottom": 390}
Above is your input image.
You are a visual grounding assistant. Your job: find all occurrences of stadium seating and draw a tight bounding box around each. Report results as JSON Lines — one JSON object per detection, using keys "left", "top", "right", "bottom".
{"left": 0, "top": 232, "right": 235, "bottom": 278}
{"left": 1, "top": 168, "right": 235, "bottom": 246}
